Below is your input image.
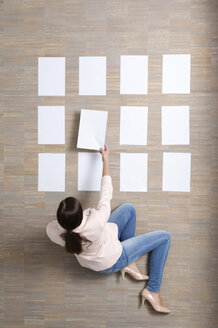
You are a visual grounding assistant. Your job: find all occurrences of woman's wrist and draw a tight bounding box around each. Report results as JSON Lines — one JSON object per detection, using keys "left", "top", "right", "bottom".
{"left": 102, "top": 158, "right": 109, "bottom": 176}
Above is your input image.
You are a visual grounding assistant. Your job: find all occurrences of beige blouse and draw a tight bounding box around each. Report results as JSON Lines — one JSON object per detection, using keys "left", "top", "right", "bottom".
{"left": 46, "top": 175, "right": 123, "bottom": 271}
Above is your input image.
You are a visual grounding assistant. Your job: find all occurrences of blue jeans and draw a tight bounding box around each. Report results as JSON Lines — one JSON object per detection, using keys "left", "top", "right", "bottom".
{"left": 97, "top": 203, "right": 172, "bottom": 293}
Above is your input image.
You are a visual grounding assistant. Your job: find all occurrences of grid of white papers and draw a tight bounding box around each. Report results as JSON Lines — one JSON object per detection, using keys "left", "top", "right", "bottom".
{"left": 120, "top": 55, "right": 148, "bottom": 94}
{"left": 162, "top": 54, "right": 191, "bottom": 94}
{"left": 162, "top": 152, "right": 191, "bottom": 192}
{"left": 77, "top": 109, "right": 108, "bottom": 151}
{"left": 120, "top": 106, "right": 148, "bottom": 145}
{"left": 38, "top": 153, "right": 65, "bottom": 192}
{"left": 38, "top": 57, "right": 65, "bottom": 96}
{"left": 38, "top": 106, "right": 65, "bottom": 144}
{"left": 120, "top": 153, "right": 148, "bottom": 192}
{"left": 161, "top": 106, "right": 189, "bottom": 145}
{"left": 36, "top": 53, "right": 192, "bottom": 194}
{"left": 78, "top": 152, "right": 103, "bottom": 191}
{"left": 79, "top": 56, "right": 106, "bottom": 95}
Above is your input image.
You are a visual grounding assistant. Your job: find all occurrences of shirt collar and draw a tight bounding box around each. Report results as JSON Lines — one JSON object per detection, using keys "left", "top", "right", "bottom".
{"left": 57, "top": 208, "right": 90, "bottom": 233}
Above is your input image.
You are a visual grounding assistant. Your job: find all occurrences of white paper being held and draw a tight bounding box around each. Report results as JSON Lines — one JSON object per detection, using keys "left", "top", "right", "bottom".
{"left": 77, "top": 109, "right": 108, "bottom": 151}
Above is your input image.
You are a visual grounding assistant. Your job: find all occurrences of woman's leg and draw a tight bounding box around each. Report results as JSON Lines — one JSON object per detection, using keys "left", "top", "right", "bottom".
{"left": 100, "top": 205, "right": 171, "bottom": 292}
{"left": 100, "top": 230, "right": 171, "bottom": 293}
{"left": 121, "top": 230, "right": 171, "bottom": 293}
{"left": 100, "top": 230, "right": 171, "bottom": 292}
{"left": 98, "top": 228, "right": 172, "bottom": 313}
{"left": 108, "top": 203, "right": 136, "bottom": 241}
{"left": 98, "top": 203, "right": 139, "bottom": 275}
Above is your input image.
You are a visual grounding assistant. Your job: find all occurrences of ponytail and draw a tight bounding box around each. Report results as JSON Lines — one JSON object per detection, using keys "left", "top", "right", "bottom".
{"left": 60, "top": 229, "right": 92, "bottom": 255}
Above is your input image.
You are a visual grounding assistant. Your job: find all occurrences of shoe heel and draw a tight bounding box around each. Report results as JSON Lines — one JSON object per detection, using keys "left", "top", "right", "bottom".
{"left": 141, "top": 294, "right": 146, "bottom": 307}
{"left": 120, "top": 269, "right": 126, "bottom": 280}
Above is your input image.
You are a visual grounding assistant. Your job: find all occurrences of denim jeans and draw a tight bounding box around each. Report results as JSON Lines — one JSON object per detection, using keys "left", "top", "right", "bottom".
{"left": 97, "top": 203, "right": 171, "bottom": 293}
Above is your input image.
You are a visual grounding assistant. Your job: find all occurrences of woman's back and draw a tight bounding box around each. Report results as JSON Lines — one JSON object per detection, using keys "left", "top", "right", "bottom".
{"left": 46, "top": 175, "right": 123, "bottom": 271}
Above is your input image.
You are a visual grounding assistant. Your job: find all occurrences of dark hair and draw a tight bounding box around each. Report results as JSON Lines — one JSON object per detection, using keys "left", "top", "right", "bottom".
{"left": 57, "top": 197, "right": 92, "bottom": 254}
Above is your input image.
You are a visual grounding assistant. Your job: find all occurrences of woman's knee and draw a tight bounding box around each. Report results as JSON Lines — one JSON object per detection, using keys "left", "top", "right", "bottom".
{"left": 160, "top": 230, "right": 172, "bottom": 242}
{"left": 126, "top": 203, "right": 136, "bottom": 217}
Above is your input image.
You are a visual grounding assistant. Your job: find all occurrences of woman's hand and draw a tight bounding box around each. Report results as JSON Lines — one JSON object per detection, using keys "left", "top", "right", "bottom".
{"left": 99, "top": 144, "right": 110, "bottom": 162}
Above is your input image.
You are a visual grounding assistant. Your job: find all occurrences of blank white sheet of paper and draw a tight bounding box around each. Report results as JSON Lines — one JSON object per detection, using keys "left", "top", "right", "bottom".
{"left": 78, "top": 152, "right": 103, "bottom": 191}
{"left": 162, "top": 54, "right": 191, "bottom": 94}
{"left": 38, "top": 153, "right": 65, "bottom": 192}
{"left": 162, "top": 106, "right": 189, "bottom": 145}
{"left": 120, "top": 153, "right": 148, "bottom": 192}
{"left": 162, "top": 152, "right": 191, "bottom": 192}
{"left": 79, "top": 56, "right": 106, "bottom": 95}
{"left": 38, "top": 106, "right": 65, "bottom": 144}
{"left": 38, "top": 57, "right": 65, "bottom": 96}
{"left": 77, "top": 109, "right": 108, "bottom": 151}
{"left": 120, "top": 55, "right": 148, "bottom": 94}
{"left": 120, "top": 106, "right": 148, "bottom": 145}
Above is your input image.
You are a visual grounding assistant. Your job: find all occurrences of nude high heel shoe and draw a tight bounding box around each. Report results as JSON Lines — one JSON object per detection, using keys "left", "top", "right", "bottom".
{"left": 120, "top": 262, "right": 149, "bottom": 281}
{"left": 140, "top": 288, "right": 171, "bottom": 313}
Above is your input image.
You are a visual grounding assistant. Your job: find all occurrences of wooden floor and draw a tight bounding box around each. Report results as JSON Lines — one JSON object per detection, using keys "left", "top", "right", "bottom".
{"left": 1, "top": 0, "right": 218, "bottom": 327}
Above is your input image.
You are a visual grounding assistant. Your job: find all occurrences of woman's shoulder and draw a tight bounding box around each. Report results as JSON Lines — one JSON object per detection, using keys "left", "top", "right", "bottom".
{"left": 46, "top": 219, "right": 56, "bottom": 230}
{"left": 46, "top": 219, "right": 66, "bottom": 236}
{"left": 46, "top": 220, "right": 65, "bottom": 246}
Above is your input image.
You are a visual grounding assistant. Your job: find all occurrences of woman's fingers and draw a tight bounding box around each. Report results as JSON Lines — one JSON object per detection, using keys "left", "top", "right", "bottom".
{"left": 99, "top": 144, "right": 109, "bottom": 154}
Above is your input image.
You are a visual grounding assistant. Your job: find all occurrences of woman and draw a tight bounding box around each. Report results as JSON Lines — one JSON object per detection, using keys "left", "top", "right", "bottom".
{"left": 46, "top": 145, "right": 172, "bottom": 314}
